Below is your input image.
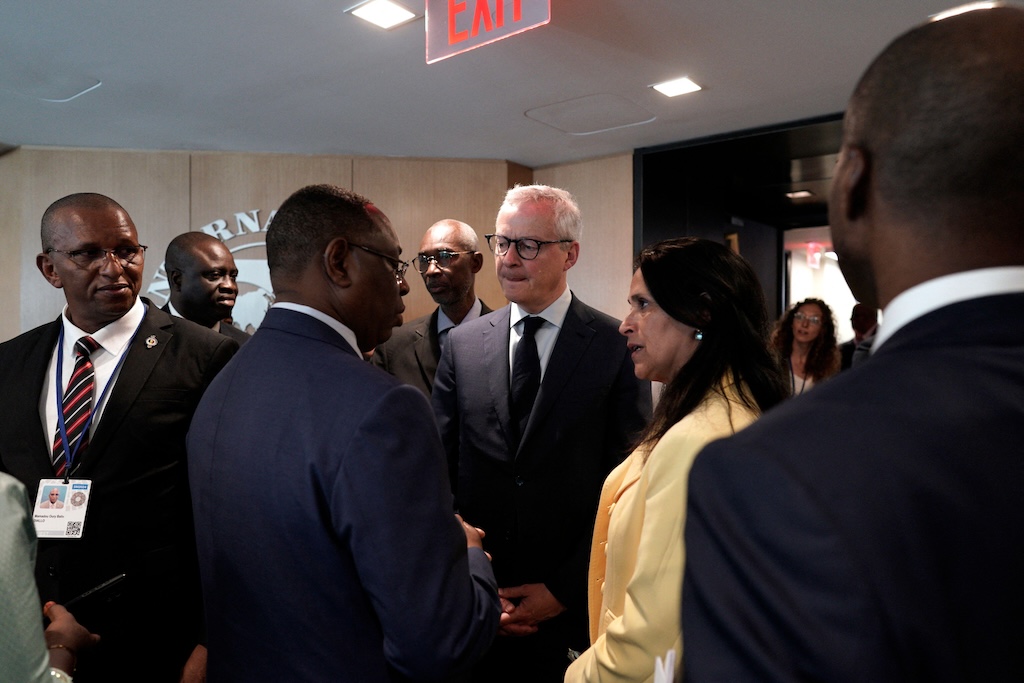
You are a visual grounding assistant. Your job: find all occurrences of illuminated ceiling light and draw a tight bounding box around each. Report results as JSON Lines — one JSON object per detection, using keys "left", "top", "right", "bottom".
{"left": 786, "top": 190, "right": 814, "bottom": 199}
{"left": 348, "top": 0, "right": 418, "bottom": 29}
{"left": 931, "top": 2, "right": 1000, "bottom": 21}
{"left": 651, "top": 77, "right": 702, "bottom": 97}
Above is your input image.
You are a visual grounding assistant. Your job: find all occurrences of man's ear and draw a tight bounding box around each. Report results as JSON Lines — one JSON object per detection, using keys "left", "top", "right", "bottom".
{"left": 562, "top": 241, "right": 580, "bottom": 272}
{"left": 168, "top": 269, "right": 183, "bottom": 292}
{"left": 835, "top": 145, "right": 870, "bottom": 222}
{"left": 36, "top": 252, "right": 63, "bottom": 290}
{"left": 322, "top": 237, "right": 353, "bottom": 287}
{"left": 470, "top": 251, "right": 484, "bottom": 274}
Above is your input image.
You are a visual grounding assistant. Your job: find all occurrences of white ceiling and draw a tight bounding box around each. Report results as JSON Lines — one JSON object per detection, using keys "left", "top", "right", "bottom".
{"left": 0, "top": 0, "right": 957, "bottom": 168}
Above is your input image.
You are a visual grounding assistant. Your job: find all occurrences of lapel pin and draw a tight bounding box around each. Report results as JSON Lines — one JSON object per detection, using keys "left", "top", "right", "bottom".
{"left": 145, "top": 335, "right": 158, "bottom": 349}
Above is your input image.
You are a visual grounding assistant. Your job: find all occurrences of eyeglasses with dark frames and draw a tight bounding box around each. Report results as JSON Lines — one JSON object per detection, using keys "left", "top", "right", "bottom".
{"left": 46, "top": 245, "right": 148, "bottom": 269}
{"left": 484, "top": 234, "right": 574, "bottom": 261}
{"left": 351, "top": 243, "right": 410, "bottom": 281}
{"left": 413, "top": 250, "right": 474, "bottom": 274}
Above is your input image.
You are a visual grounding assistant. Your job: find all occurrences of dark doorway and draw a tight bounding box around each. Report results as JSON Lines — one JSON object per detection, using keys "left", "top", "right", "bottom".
{"left": 633, "top": 114, "right": 843, "bottom": 318}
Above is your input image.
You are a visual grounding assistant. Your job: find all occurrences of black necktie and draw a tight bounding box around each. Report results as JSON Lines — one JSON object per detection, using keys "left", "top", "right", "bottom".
{"left": 52, "top": 336, "right": 101, "bottom": 476}
{"left": 510, "top": 316, "right": 544, "bottom": 444}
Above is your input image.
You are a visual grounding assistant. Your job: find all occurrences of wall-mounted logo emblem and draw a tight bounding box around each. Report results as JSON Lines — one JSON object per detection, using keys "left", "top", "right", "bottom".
{"left": 146, "top": 209, "right": 276, "bottom": 333}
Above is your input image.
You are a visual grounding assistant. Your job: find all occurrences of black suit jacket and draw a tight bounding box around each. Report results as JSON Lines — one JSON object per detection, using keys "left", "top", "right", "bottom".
{"left": 160, "top": 302, "right": 251, "bottom": 346}
{"left": 682, "top": 293, "right": 1024, "bottom": 682}
{"left": 0, "top": 301, "right": 237, "bottom": 682}
{"left": 372, "top": 300, "right": 492, "bottom": 397}
{"left": 432, "top": 295, "right": 651, "bottom": 664}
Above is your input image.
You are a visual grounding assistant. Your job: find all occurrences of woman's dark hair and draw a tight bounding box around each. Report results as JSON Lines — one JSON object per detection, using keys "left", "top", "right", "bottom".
{"left": 772, "top": 297, "right": 840, "bottom": 382}
{"left": 633, "top": 238, "right": 788, "bottom": 453}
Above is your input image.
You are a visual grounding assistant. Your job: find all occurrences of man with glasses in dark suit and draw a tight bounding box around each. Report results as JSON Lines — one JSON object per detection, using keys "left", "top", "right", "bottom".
{"left": 433, "top": 184, "right": 651, "bottom": 682}
{"left": 372, "top": 219, "right": 491, "bottom": 397}
{"left": 0, "top": 192, "right": 237, "bottom": 682}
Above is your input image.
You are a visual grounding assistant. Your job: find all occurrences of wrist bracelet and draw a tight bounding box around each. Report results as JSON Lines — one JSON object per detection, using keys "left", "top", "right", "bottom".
{"left": 48, "top": 643, "right": 77, "bottom": 657}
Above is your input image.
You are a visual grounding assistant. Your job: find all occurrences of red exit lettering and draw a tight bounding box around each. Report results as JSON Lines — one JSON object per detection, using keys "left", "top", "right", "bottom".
{"left": 449, "top": 0, "right": 523, "bottom": 45}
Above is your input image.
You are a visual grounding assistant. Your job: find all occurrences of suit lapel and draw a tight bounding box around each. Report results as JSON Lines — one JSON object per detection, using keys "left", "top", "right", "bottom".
{"left": 81, "top": 307, "right": 171, "bottom": 474}
{"left": 482, "top": 307, "right": 515, "bottom": 453}
{"left": 413, "top": 310, "right": 441, "bottom": 387}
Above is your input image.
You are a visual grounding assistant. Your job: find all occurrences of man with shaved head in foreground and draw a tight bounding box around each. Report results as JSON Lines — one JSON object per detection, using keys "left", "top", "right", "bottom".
{"left": 682, "top": 6, "right": 1024, "bottom": 681}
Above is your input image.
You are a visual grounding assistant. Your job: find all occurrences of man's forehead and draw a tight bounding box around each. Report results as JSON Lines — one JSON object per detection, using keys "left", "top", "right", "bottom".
{"left": 56, "top": 206, "right": 137, "bottom": 238}
{"left": 497, "top": 200, "right": 554, "bottom": 233}
{"left": 420, "top": 226, "right": 462, "bottom": 252}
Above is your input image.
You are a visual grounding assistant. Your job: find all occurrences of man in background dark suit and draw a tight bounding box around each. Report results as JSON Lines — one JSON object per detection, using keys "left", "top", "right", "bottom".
{"left": 372, "top": 219, "right": 491, "bottom": 396}
{"left": 163, "top": 231, "right": 251, "bottom": 345}
{"left": 682, "top": 8, "right": 1024, "bottom": 681}
{"left": 838, "top": 302, "right": 876, "bottom": 370}
{"left": 188, "top": 184, "right": 499, "bottom": 682}
{"left": 433, "top": 185, "right": 651, "bottom": 682}
{"left": 0, "top": 193, "right": 237, "bottom": 682}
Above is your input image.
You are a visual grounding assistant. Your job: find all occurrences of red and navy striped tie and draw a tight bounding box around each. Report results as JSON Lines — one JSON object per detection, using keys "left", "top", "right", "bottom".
{"left": 52, "top": 336, "right": 101, "bottom": 477}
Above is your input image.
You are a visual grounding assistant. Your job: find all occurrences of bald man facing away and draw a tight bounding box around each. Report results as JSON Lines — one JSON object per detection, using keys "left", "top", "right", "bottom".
{"left": 682, "top": 7, "right": 1024, "bottom": 682}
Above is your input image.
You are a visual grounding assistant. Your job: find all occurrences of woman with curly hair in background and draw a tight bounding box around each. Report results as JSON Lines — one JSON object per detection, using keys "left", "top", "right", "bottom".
{"left": 773, "top": 297, "right": 840, "bottom": 396}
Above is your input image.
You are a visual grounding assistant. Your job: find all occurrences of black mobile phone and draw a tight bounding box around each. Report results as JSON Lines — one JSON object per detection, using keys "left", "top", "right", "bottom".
{"left": 62, "top": 573, "right": 128, "bottom": 612}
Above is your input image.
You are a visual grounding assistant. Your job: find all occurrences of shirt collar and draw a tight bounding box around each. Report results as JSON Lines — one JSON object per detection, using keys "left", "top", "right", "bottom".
{"left": 873, "top": 266, "right": 1024, "bottom": 352}
{"left": 61, "top": 297, "right": 146, "bottom": 358}
{"left": 271, "top": 302, "right": 361, "bottom": 356}
{"left": 437, "top": 298, "right": 483, "bottom": 335}
{"left": 510, "top": 286, "right": 572, "bottom": 331}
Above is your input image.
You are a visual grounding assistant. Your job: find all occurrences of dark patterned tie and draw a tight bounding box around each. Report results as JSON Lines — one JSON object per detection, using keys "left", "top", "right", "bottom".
{"left": 52, "top": 336, "right": 102, "bottom": 477}
{"left": 510, "top": 316, "right": 544, "bottom": 444}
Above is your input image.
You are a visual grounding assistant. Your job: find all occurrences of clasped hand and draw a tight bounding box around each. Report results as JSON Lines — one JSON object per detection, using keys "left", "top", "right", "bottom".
{"left": 497, "top": 583, "right": 566, "bottom": 636}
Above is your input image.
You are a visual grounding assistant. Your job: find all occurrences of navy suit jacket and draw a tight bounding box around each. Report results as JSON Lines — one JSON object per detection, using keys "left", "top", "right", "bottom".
{"left": 432, "top": 295, "right": 651, "bottom": 650}
{"left": 188, "top": 307, "right": 499, "bottom": 682}
{"left": 371, "top": 301, "right": 492, "bottom": 397}
{"left": 682, "top": 293, "right": 1024, "bottom": 682}
{"left": 0, "top": 301, "right": 237, "bottom": 682}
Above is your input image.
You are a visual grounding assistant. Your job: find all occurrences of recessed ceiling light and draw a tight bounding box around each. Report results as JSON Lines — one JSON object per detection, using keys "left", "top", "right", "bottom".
{"left": 931, "top": 2, "right": 999, "bottom": 22}
{"left": 786, "top": 190, "right": 814, "bottom": 199}
{"left": 348, "top": 0, "right": 417, "bottom": 29}
{"left": 651, "top": 77, "right": 702, "bottom": 97}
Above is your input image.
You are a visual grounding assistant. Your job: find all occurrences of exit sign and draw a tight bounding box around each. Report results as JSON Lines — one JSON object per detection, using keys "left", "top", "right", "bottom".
{"left": 426, "top": 0, "right": 551, "bottom": 64}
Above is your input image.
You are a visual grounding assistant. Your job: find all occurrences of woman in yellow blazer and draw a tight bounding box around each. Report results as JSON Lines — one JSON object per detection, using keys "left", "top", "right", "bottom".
{"left": 565, "top": 238, "right": 788, "bottom": 683}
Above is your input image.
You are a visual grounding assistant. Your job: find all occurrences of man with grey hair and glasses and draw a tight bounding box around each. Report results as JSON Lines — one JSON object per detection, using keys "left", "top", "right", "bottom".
{"left": 433, "top": 184, "right": 651, "bottom": 682}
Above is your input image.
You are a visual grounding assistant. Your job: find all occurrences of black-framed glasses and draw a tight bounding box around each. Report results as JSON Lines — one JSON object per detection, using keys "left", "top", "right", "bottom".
{"left": 46, "top": 245, "right": 148, "bottom": 269}
{"left": 793, "top": 311, "right": 822, "bottom": 326}
{"left": 351, "top": 243, "right": 410, "bottom": 281}
{"left": 413, "top": 250, "right": 474, "bottom": 274}
{"left": 484, "top": 234, "right": 574, "bottom": 260}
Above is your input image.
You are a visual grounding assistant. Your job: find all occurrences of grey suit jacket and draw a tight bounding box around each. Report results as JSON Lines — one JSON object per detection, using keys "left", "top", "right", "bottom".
{"left": 0, "top": 300, "right": 237, "bottom": 682}
{"left": 432, "top": 294, "right": 652, "bottom": 653}
{"left": 372, "top": 300, "right": 492, "bottom": 397}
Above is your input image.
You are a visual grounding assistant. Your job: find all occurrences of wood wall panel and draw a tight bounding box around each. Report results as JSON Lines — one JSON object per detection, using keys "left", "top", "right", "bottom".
{"left": 3, "top": 149, "right": 633, "bottom": 344}
{"left": 0, "top": 150, "right": 26, "bottom": 343}
{"left": 3, "top": 148, "right": 190, "bottom": 339}
{"left": 352, "top": 158, "right": 515, "bottom": 320}
{"left": 535, "top": 153, "right": 634, "bottom": 322}
{"left": 189, "top": 153, "right": 354, "bottom": 232}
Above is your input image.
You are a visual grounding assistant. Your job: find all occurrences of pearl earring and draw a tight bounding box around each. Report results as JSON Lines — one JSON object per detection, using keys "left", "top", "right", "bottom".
{"left": 694, "top": 330, "right": 704, "bottom": 341}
